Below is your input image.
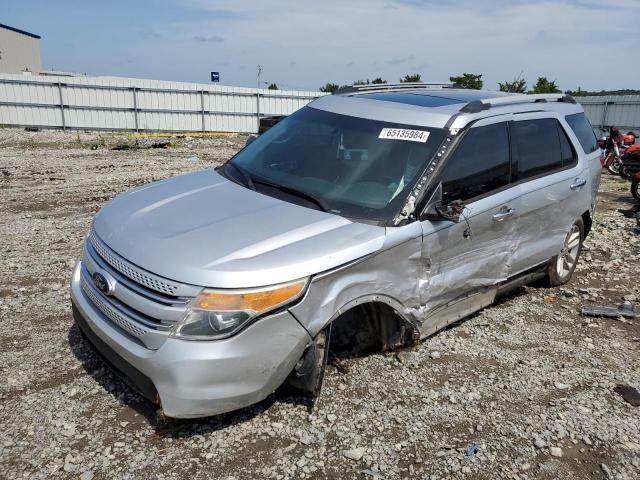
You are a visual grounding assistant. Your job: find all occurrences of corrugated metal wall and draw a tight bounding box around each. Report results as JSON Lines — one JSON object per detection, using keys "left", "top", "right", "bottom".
{"left": 576, "top": 95, "right": 640, "bottom": 134}
{"left": 3, "top": 76, "right": 638, "bottom": 135}
{"left": 0, "top": 73, "right": 325, "bottom": 133}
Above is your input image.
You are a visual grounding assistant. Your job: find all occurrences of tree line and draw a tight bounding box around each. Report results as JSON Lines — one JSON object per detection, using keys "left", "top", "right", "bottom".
{"left": 313, "top": 73, "right": 640, "bottom": 96}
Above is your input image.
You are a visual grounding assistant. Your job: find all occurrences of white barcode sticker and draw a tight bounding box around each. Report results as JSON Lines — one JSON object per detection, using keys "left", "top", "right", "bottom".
{"left": 379, "top": 128, "right": 430, "bottom": 143}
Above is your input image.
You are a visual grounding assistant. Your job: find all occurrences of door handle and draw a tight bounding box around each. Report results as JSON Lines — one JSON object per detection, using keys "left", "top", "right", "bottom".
{"left": 570, "top": 178, "right": 586, "bottom": 190}
{"left": 493, "top": 207, "right": 516, "bottom": 221}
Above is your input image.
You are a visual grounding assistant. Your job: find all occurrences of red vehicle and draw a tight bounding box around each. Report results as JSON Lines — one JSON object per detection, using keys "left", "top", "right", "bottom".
{"left": 599, "top": 129, "right": 637, "bottom": 175}
{"left": 621, "top": 145, "right": 640, "bottom": 201}
{"left": 600, "top": 143, "right": 624, "bottom": 174}
{"left": 620, "top": 145, "right": 640, "bottom": 179}
{"left": 623, "top": 131, "right": 637, "bottom": 146}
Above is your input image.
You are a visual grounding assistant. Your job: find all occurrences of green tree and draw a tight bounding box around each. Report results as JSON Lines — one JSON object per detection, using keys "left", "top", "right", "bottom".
{"left": 530, "top": 77, "right": 561, "bottom": 94}
{"left": 353, "top": 78, "right": 387, "bottom": 86}
{"left": 563, "top": 87, "right": 640, "bottom": 97}
{"left": 267, "top": 83, "right": 278, "bottom": 90}
{"left": 400, "top": 73, "right": 421, "bottom": 83}
{"left": 319, "top": 82, "right": 340, "bottom": 93}
{"left": 449, "top": 73, "right": 483, "bottom": 90}
{"left": 498, "top": 77, "right": 527, "bottom": 93}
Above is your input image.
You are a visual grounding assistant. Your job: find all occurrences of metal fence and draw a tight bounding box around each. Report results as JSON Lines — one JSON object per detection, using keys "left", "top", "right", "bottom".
{"left": 3, "top": 75, "right": 638, "bottom": 136}
{"left": 0, "top": 73, "right": 324, "bottom": 133}
{"left": 576, "top": 95, "right": 640, "bottom": 134}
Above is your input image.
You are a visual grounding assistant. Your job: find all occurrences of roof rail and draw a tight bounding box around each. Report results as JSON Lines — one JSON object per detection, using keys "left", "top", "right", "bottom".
{"left": 460, "top": 93, "right": 577, "bottom": 113}
{"left": 335, "top": 82, "right": 462, "bottom": 95}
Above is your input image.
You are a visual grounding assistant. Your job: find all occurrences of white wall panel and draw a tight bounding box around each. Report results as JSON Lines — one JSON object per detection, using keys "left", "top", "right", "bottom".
{"left": 576, "top": 95, "right": 640, "bottom": 133}
{"left": 0, "top": 73, "right": 325, "bottom": 132}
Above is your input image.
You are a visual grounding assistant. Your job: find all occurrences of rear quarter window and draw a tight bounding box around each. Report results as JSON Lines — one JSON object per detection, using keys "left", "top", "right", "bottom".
{"left": 565, "top": 112, "right": 598, "bottom": 154}
{"left": 558, "top": 123, "right": 577, "bottom": 168}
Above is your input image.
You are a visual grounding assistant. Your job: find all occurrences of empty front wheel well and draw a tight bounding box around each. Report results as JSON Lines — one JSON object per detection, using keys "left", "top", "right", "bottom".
{"left": 285, "top": 301, "right": 417, "bottom": 395}
{"left": 328, "top": 302, "right": 418, "bottom": 358}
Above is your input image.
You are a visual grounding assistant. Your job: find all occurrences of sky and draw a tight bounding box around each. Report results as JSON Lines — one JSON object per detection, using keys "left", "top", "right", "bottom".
{"left": 3, "top": 0, "right": 639, "bottom": 92}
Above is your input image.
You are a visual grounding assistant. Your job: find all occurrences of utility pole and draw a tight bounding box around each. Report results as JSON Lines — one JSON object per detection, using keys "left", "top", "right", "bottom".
{"left": 256, "top": 65, "right": 263, "bottom": 132}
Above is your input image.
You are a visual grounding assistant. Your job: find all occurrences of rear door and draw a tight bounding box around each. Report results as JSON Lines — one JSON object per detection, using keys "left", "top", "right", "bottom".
{"left": 419, "top": 117, "right": 517, "bottom": 331}
{"left": 509, "top": 113, "right": 589, "bottom": 275}
{"left": 564, "top": 112, "right": 602, "bottom": 215}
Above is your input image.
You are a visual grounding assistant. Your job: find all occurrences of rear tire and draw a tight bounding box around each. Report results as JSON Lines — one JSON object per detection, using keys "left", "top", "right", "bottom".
{"left": 632, "top": 180, "right": 640, "bottom": 202}
{"left": 619, "top": 165, "right": 630, "bottom": 180}
{"left": 608, "top": 158, "right": 621, "bottom": 175}
{"left": 546, "top": 218, "right": 584, "bottom": 286}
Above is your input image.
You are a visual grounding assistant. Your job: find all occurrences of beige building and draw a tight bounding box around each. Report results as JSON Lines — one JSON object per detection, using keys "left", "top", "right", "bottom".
{"left": 0, "top": 24, "right": 41, "bottom": 74}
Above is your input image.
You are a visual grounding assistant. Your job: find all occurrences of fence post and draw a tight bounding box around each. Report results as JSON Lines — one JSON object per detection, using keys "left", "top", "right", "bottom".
{"left": 57, "top": 81, "right": 66, "bottom": 131}
{"left": 600, "top": 101, "right": 613, "bottom": 130}
{"left": 132, "top": 87, "right": 139, "bottom": 132}
{"left": 200, "top": 90, "right": 206, "bottom": 132}
{"left": 256, "top": 91, "right": 260, "bottom": 133}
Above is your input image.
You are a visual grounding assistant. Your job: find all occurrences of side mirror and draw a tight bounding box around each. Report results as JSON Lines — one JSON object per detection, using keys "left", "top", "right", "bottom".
{"left": 245, "top": 135, "right": 258, "bottom": 146}
{"left": 420, "top": 183, "right": 463, "bottom": 223}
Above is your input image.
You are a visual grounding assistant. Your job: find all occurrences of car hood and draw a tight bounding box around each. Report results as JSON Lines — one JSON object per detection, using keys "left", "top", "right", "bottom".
{"left": 93, "top": 169, "right": 386, "bottom": 288}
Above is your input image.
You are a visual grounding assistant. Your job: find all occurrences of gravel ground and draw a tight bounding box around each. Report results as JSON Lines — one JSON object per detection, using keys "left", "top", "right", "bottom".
{"left": 1, "top": 128, "right": 639, "bottom": 480}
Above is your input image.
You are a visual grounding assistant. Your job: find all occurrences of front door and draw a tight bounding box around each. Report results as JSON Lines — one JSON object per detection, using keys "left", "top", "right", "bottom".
{"left": 418, "top": 118, "right": 517, "bottom": 335}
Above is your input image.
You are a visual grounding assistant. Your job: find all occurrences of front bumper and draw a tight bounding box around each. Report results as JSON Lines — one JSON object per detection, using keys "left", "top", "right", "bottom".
{"left": 70, "top": 261, "right": 311, "bottom": 418}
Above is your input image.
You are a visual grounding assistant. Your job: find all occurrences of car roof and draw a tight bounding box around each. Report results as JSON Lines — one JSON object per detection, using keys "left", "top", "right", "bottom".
{"left": 354, "top": 88, "right": 513, "bottom": 108}
{"left": 309, "top": 87, "right": 584, "bottom": 130}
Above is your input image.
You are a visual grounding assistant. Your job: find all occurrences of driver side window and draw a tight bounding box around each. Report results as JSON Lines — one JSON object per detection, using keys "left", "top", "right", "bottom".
{"left": 441, "top": 122, "right": 511, "bottom": 204}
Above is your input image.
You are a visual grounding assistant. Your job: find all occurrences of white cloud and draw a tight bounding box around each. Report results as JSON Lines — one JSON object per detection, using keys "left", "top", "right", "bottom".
{"left": 124, "top": 0, "right": 640, "bottom": 91}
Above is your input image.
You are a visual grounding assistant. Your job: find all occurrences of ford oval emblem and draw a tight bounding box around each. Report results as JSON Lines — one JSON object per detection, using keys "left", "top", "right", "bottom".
{"left": 92, "top": 271, "right": 115, "bottom": 296}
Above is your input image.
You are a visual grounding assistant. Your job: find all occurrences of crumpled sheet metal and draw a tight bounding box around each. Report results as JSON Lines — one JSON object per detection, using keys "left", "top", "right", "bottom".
{"left": 290, "top": 222, "right": 425, "bottom": 337}
{"left": 291, "top": 212, "right": 515, "bottom": 339}
{"left": 408, "top": 203, "right": 517, "bottom": 328}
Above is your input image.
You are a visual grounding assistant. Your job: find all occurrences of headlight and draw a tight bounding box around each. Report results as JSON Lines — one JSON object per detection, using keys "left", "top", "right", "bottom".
{"left": 171, "top": 278, "right": 308, "bottom": 340}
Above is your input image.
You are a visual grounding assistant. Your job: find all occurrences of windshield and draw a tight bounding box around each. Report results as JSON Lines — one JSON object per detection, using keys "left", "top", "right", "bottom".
{"left": 227, "top": 106, "right": 446, "bottom": 222}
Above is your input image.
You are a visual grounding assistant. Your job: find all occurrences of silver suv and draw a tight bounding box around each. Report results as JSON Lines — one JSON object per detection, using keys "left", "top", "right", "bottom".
{"left": 71, "top": 83, "right": 602, "bottom": 418}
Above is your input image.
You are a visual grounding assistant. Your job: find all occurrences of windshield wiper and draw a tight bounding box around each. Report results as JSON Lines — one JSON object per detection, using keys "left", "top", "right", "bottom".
{"left": 251, "top": 177, "right": 329, "bottom": 212}
{"left": 224, "top": 162, "right": 256, "bottom": 191}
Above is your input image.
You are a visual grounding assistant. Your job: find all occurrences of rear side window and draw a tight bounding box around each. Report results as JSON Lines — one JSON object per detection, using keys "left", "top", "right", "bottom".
{"left": 565, "top": 112, "right": 598, "bottom": 154}
{"left": 558, "top": 124, "right": 577, "bottom": 167}
{"left": 512, "top": 119, "right": 563, "bottom": 181}
{"left": 441, "top": 122, "right": 510, "bottom": 203}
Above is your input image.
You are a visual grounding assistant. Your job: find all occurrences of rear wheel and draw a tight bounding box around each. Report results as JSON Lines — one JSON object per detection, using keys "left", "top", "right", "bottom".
{"left": 608, "top": 157, "right": 622, "bottom": 175}
{"left": 619, "top": 165, "right": 630, "bottom": 180}
{"left": 632, "top": 180, "right": 640, "bottom": 202}
{"left": 546, "top": 219, "right": 584, "bottom": 286}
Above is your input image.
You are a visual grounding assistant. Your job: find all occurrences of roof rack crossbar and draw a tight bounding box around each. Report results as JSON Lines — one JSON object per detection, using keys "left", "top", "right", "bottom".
{"left": 460, "top": 93, "right": 576, "bottom": 113}
{"left": 335, "top": 82, "right": 461, "bottom": 95}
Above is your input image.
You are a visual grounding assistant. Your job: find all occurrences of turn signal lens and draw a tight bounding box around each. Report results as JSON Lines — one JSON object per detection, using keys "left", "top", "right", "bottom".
{"left": 193, "top": 280, "right": 307, "bottom": 314}
{"left": 171, "top": 279, "right": 309, "bottom": 341}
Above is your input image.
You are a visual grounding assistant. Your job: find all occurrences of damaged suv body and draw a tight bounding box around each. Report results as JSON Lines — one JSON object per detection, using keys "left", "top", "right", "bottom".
{"left": 71, "top": 83, "right": 602, "bottom": 418}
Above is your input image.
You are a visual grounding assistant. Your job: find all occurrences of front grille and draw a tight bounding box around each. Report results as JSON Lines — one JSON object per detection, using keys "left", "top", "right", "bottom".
{"left": 89, "top": 231, "right": 180, "bottom": 296}
{"left": 81, "top": 231, "right": 201, "bottom": 349}
{"left": 81, "top": 275, "right": 147, "bottom": 338}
